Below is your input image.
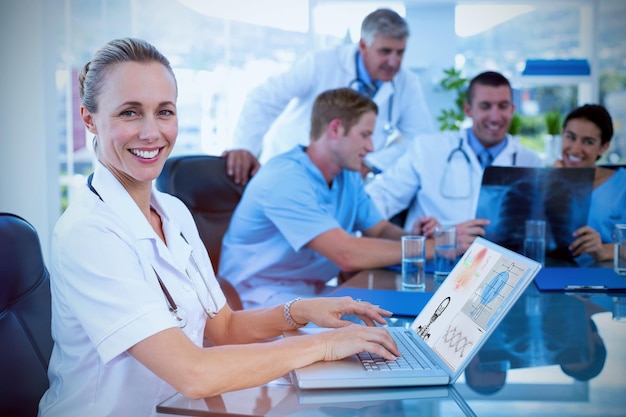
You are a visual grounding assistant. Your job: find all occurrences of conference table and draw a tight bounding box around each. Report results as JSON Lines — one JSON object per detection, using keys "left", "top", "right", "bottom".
{"left": 157, "top": 268, "right": 626, "bottom": 417}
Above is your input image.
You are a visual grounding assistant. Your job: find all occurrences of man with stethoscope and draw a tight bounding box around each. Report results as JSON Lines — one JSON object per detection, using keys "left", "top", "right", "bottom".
{"left": 222, "top": 8, "right": 434, "bottom": 185}
{"left": 366, "top": 71, "right": 542, "bottom": 253}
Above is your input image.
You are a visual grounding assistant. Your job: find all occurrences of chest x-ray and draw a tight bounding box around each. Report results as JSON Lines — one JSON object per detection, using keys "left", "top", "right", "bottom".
{"left": 475, "top": 167, "right": 595, "bottom": 262}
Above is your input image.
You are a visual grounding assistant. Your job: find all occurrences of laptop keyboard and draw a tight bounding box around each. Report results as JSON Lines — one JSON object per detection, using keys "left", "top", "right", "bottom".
{"left": 357, "top": 330, "right": 433, "bottom": 371}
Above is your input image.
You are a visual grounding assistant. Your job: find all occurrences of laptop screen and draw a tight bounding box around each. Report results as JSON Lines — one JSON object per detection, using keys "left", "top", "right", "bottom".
{"left": 409, "top": 237, "right": 540, "bottom": 373}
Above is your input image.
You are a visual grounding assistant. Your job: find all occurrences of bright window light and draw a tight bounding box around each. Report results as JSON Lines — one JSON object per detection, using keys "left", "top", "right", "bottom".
{"left": 176, "top": 0, "right": 309, "bottom": 32}
{"left": 313, "top": 1, "right": 405, "bottom": 40}
{"left": 455, "top": 4, "right": 535, "bottom": 37}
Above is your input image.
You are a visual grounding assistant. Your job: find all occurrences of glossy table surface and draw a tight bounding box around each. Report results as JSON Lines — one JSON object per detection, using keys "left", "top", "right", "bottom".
{"left": 158, "top": 268, "right": 626, "bottom": 417}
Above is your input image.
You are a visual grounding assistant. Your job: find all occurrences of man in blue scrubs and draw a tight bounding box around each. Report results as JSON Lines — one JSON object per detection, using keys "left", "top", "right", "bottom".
{"left": 220, "top": 88, "right": 410, "bottom": 308}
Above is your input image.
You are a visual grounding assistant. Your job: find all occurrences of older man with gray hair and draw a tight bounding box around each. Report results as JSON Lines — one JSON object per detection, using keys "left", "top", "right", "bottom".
{"left": 222, "top": 8, "right": 434, "bottom": 184}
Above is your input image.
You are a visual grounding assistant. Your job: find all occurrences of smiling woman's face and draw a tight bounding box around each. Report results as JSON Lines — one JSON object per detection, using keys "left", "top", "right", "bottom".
{"left": 560, "top": 118, "right": 610, "bottom": 168}
{"left": 81, "top": 61, "right": 178, "bottom": 187}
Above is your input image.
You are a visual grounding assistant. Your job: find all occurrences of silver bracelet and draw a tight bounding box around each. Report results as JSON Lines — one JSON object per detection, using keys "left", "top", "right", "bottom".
{"left": 284, "top": 297, "right": 306, "bottom": 329}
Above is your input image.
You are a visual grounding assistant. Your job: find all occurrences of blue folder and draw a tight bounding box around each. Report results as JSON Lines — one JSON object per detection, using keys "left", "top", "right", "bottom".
{"left": 533, "top": 267, "right": 626, "bottom": 292}
{"left": 330, "top": 287, "right": 433, "bottom": 317}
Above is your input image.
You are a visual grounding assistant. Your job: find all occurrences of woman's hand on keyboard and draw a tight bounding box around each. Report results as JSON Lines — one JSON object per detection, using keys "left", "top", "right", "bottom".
{"left": 290, "top": 296, "right": 392, "bottom": 328}
{"left": 313, "top": 324, "right": 400, "bottom": 362}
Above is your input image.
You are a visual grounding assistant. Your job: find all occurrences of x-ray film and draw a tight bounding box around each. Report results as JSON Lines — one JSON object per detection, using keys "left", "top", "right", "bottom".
{"left": 475, "top": 167, "right": 595, "bottom": 260}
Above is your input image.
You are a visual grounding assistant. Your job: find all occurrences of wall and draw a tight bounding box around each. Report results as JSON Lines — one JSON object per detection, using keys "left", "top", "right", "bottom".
{"left": 0, "top": 0, "right": 61, "bottom": 261}
{"left": 405, "top": 2, "right": 457, "bottom": 131}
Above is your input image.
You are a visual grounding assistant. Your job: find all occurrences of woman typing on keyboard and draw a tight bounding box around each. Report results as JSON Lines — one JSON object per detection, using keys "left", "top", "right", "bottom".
{"left": 38, "top": 38, "right": 399, "bottom": 417}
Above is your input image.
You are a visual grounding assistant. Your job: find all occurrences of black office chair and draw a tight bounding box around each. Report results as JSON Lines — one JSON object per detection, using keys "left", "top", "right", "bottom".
{"left": 156, "top": 155, "right": 245, "bottom": 310}
{"left": 0, "top": 213, "right": 53, "bottom": 417}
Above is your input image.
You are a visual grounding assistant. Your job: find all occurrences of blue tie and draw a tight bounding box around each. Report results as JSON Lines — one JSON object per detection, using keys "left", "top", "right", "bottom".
{"left": 478, "top": 150, "right": 493, "bottom": 169}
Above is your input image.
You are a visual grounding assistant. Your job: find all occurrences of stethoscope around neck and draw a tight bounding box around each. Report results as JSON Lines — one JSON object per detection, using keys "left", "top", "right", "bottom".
{"left": 439, "top": 134, "right": 518, "bottom": 200}
{"left": 439, "top": 139, "right": 474, "bottom": 200}
{"left": 158, "top": 233, "right": 220, "bottom": 327}
{"left": 348, "top": 53, "right": 396, "bottom": 140}
{"left": 86, "top": 173, "right": 219, "bottom": 328}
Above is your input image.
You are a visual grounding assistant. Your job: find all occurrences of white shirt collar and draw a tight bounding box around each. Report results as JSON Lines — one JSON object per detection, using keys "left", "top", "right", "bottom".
{"left": 90, "top": 162, "right": 158, "bottom": 240}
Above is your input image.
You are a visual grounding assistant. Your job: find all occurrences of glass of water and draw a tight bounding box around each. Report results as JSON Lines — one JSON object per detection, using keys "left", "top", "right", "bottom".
{"left": 434, "top": 226, "right": 456, "bottom": 278}
{"left": 401, "top": 235, "right": 426, "bottom": 291}
{"left": 524, "top": 219, "right": 546, "bottom": 266}
{"left": 615, "top": 224, "right": 626, "bottom": 276}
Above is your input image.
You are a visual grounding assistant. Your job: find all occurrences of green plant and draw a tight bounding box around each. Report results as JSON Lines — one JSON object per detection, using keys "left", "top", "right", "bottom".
{"left": 508, "top": 113, "right": 522, "bottom": 135}
{"left": 544, "top": 111, "right": 562, "bottom": 135}
{"left": 518, "top": 115, "right": 545, "bottom": 136}
{"left": 436, "top": 67, "right": 468, "bottom": 131}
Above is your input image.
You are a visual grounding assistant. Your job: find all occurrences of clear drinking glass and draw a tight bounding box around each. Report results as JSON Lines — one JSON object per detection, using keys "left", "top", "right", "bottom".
{"left": 524, "top": 219, "right": 546, "bottom": 266}
{"left": 614, "top": 224, "right": 626, "bottom": 276}
{"left": 401, "top": 235, "right": 426, "bottom": 291}
{"left": 434, "top": 226, "right": 456, "bottom": 278}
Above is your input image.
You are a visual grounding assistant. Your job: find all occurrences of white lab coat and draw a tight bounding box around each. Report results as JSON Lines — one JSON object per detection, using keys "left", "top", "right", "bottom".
{"left": 231, "top": 43, "right": 434, "bottom": 170}
{"left": 40, "top": 162, "right": 227, "bottom": 417}
{"left": 365, "top": 129, "right": 543, "bottom": 231}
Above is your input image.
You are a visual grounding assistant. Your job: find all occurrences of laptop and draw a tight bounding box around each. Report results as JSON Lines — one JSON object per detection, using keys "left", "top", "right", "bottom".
{"left": 284, "top": 237, "right": 542, "bottom": 389}
{"left": 475, "top": 166, "right": 595, "bottom": 261}
{"left": 292, "top": 385, "right": 477, "bottom": 417}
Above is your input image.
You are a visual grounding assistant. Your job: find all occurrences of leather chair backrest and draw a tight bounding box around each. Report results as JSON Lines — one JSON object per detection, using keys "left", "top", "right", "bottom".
{"left": 156, "top": 155, "right": 245, "bottom": 272}
{"left": 156, "top": 155, "right": 245, "bottom": 310}
{"left": 0, "top": 213, "right": 53, "bottom": 417}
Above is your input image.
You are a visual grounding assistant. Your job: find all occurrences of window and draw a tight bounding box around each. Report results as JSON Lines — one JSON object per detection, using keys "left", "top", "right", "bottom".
{"left": 454, "top": 1, "right": 626, "bottom": 164}
{"left": 57, "top": 0, "right": 626, "bottom": 211}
